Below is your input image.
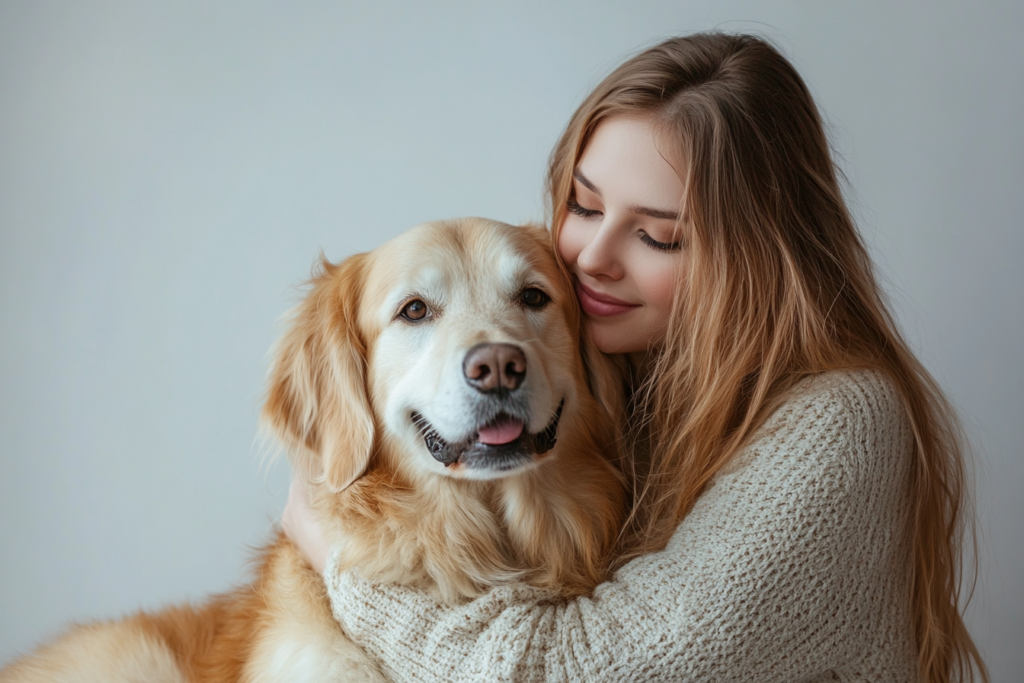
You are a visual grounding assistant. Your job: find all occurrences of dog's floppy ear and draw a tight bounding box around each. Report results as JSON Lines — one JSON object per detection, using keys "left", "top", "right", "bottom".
{"left": 580, "top": 327, "right": 627, "bottom": 430}
{"left": 263, "top": 253, "right": 374, "bottom": 492}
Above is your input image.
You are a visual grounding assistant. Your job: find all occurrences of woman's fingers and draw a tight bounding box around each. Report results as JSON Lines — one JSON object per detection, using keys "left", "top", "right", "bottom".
{"left": 282, "top": 475, "right": 330, "bottom": 574}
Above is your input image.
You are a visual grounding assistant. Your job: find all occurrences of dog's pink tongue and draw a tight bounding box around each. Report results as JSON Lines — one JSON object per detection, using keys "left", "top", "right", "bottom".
{"left": 477, "top": 419, "right": 525, "bottom": 445}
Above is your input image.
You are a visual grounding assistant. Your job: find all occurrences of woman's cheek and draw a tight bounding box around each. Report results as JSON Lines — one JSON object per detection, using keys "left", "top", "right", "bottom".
{"left": 645, "top": 260, "right": 685, "bottom": 322}
{"left": 556, "top": 219, "right": 584, "bottom": 271}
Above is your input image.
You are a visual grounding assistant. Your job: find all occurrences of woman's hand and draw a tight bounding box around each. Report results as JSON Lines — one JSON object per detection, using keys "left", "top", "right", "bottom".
{"left": 281, "top": 475, "right": 331, "bottom": 574}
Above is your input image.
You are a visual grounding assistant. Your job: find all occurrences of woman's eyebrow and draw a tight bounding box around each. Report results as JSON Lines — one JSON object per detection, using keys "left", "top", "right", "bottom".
{"left": 627, "top": 204, "right": 679, "bottom": 220}
{"left": 574, "top": 168, "right": 680, "bottom": 221}
{"left": 573, "top": 169, "right": 601, "bottom": 196}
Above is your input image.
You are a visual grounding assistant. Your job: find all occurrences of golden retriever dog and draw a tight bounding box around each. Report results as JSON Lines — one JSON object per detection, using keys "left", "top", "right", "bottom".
{"left": 1, "top": 217, "right": 626, "bottom": 683}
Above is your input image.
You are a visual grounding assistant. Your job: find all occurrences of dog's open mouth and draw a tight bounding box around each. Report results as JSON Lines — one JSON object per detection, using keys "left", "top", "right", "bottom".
{"left": 411, "top": 400, "right": 564, "bottom": 471}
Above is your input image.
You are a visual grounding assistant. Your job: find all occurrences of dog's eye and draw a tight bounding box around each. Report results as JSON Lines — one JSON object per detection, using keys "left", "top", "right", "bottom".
{"left": 520, "top": 288, "right": 550, "bottom": 309}
{"left": 400, "top": 299, "right": 429, "bottom": 321}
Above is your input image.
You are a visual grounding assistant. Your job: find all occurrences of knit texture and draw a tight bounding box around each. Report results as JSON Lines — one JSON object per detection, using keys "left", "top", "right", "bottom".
{"left": 324, "top": 370, "right": 918, "bottom": 682}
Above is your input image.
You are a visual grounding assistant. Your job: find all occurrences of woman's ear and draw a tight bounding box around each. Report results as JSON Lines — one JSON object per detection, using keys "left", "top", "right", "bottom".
{"left": 262, "top": 253, "right": 375, "bottom": 492}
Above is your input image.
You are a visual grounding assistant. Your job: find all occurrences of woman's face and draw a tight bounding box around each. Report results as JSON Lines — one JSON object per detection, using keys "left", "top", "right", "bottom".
{"left": 557, "top": 116, "right": 688, "bottom": 354}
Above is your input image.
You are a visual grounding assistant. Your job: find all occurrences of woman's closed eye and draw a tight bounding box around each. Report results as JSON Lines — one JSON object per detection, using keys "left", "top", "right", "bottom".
{"left": 567, "top": 198, "right": 602, "bottom": 219}
{"left": 639, "top": 230, "right": 682, "bottom": 252}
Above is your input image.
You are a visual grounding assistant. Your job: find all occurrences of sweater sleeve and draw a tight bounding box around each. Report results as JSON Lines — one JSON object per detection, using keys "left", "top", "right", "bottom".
{"left": 323, "top": 371, "right": 918, "bottom": 682}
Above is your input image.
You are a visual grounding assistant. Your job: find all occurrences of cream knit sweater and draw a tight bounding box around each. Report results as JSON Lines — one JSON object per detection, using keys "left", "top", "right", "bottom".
{"left": 323, "top": 369, "right": 919, "bottom": 682}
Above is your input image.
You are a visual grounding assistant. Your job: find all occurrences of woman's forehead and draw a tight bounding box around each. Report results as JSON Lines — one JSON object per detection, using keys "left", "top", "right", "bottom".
{"left": 576, "top": 118, "right": 685, "bottom": 211}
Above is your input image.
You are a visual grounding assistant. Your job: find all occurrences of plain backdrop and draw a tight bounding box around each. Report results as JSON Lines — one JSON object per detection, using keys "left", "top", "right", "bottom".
{"left": 1, "top": 1, "right": 1021, "bottom": 678}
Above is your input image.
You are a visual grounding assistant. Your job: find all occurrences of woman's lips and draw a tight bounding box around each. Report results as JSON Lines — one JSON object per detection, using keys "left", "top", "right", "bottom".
{"left": 575, "top": 279, "right": 640, "bottom": 317}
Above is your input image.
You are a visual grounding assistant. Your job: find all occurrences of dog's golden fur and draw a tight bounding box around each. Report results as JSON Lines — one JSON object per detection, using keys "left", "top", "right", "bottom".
{"left": 1, "top": 218, "right": 625, "bottom": 683}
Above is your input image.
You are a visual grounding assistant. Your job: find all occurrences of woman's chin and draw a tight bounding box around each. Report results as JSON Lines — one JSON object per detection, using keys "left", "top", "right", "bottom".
{"left": 587, "top": 319, "right": 660, "bottom": 355}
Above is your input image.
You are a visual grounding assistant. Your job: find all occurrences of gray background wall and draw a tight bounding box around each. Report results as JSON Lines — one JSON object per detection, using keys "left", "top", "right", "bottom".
{"left": 1, "top": 1, "right": 1020, "bottom": 678}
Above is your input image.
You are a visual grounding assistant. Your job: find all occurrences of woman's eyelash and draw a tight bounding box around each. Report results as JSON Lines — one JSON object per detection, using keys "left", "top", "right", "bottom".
{"left": 568, "top": 197, "right": 681, "bottom": 252}
{"left": 639, "top": 231, "right": 682, "bottom": 252}
{"left": 566, "top": 198, "right": 602, "bottom": 218}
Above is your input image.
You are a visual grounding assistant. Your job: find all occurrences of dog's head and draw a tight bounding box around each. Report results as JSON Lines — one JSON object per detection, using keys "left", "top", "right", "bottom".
{"left": 263, "top": 217, "right": 622, "bottom": 492}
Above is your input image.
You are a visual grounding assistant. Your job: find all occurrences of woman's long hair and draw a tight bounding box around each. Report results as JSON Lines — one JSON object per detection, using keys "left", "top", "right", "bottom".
{"left": 547, "top": 33, "right": 985, "bottom": 682}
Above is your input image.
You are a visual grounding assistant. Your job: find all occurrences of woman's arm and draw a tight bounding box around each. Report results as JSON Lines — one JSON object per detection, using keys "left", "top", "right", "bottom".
{"left": 324, "top": 370, "right": 919, "bottom": 682}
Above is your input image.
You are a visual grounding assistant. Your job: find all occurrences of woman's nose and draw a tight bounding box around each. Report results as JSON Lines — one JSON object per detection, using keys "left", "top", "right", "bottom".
{"left": 575, "top": 220, "right": 624, "bottom": 280}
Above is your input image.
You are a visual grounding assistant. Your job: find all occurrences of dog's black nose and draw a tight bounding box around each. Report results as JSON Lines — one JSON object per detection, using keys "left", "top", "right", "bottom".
{"left": 463, "top": 343, "right": 526, "bottom": 393}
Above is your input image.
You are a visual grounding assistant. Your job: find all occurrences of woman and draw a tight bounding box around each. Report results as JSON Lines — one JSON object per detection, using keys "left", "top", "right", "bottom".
{"left": 283, "top": 33, "right": 986, "bottom": 682}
